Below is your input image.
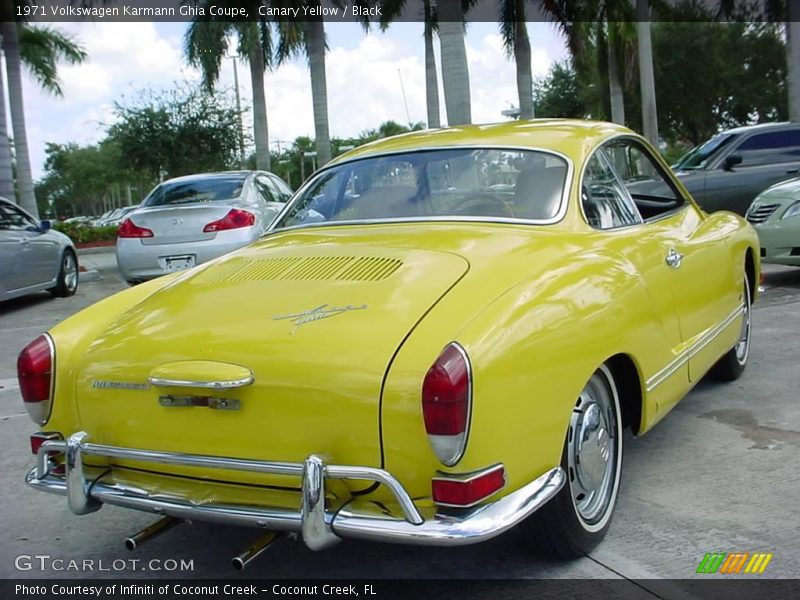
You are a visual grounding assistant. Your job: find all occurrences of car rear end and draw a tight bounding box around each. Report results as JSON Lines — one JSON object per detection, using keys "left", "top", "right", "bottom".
{"left": 117, "top": 173, "right": 266, "bottom": 283}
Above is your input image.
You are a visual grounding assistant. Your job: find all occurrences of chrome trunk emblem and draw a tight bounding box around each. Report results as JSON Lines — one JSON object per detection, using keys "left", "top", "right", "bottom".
{"left": 273, "top": 304, "right": 367, "bottom": 334}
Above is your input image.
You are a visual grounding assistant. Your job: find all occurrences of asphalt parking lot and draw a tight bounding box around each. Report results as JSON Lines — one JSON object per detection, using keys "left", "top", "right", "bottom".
{"left": 0, "top": 250, "right": 798, "bottom": 582}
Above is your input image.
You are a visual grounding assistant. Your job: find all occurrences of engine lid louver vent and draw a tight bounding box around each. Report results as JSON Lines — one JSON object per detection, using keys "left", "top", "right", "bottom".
{"left": 192, "top": 256, "right": 403, "bottom": 285}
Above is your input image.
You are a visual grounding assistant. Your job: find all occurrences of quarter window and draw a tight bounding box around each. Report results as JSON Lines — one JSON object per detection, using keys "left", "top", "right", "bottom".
{"left": 582, "top": 152, "right": 642, "bottom": 229}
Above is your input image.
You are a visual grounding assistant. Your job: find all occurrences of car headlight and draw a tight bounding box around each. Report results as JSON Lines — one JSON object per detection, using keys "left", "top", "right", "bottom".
{"left": 781, "top": 201, "right": 800, "bottom": 219}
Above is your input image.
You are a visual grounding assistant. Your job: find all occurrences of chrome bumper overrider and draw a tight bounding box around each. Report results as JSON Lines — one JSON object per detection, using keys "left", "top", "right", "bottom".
{"left": 26, "top": 431, "right": 564, "bottom": 549}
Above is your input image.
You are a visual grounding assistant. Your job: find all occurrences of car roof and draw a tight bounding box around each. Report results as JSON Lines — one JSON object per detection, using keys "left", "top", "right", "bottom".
{"left": 718, "top": 121, "right": 795, "bottom": 136}
{"left": 329, "top": 119, "right": 636, "bottom": 167}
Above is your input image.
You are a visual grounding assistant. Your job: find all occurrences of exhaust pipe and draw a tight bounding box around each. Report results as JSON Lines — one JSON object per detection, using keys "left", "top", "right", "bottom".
{"left": 125, "top": 517, "right": 179, "bottom": 551}
{"left": 231, "top": 532, "right": 279, "bottom": 571}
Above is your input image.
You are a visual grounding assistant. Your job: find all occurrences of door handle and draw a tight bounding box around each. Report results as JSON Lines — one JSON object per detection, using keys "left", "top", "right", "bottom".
{"left": 19, "top": 238, "right": 29, "bottom": 244}
{"left": 786, "top": 168, "right": 799, "bottom": 174}
{"left": 665, "top": 248, "right": 683, "bottom": 269}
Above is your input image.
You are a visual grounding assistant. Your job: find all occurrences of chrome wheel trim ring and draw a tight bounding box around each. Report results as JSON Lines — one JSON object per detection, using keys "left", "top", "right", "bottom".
{"left": 567, "top": 365, "right": 622, "bottom": 533}
{"left": 64, "top": 252, "right": 78, "bottom": 292}
{"left": 735, "top": 280, "right": 751, "bottom": 365}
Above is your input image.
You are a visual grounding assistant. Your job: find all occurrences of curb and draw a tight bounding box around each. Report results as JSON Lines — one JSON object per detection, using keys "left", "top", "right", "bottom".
{"left": 79, "top": 269, "right": 100, "bottom": 283}
{"left": 77, "top": 246, "right": 115, "bottom": 256}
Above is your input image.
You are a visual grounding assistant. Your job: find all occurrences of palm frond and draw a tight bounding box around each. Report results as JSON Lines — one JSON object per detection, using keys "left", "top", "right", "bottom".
{"left": 184, "top": 20, "right": 230, "bottom": 92}
{"left": 18, "top": 25, "right": 87, "bottom": 96}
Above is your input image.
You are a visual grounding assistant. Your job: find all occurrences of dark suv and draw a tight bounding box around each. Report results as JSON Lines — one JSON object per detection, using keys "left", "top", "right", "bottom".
{"left": 672, "top": 122, "right": 800, "bottom": 215}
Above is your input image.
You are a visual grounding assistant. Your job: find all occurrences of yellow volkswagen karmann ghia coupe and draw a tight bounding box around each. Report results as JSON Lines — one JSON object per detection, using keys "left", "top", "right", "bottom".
{"left": 19, "top": 120, "right": 759, "bottom": 563}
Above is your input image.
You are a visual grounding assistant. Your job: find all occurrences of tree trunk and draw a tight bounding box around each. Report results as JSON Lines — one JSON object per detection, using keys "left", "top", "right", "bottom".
{"left": 637, "top": 0, "right": 659, "bottom": 146}
{"left": 607, "top": 24, "right": 625, "bottom": 126}
{"left": 514, "top": 12, "right": 534, "bottom": 120}
{"left": 306, "top": 10, "right": 332, "bottom": 166}
{"left": 438, "top": 0, "right": 472, "bottom": 125}
{"left": 788, "top": 2, "right": 800, "bottom": 122}
{"left": 0, "top": 37, "right": 15, "bottom": 203}
{"left": 2, "top": 22, "right": 37, "bottom": 218}
{"left": 248, "top": 46, "right": 271, "bottom": 170}
{"left": 423, "top": 2, "right": 441, "bottom": 129}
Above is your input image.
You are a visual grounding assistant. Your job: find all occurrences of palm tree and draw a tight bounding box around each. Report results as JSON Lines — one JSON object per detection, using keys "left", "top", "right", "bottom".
{"left": 636, "top": 0, "right": 658, "bottom": 145}
{"left": 438, "top": 0, "right": 472, "bottom": 125}
{"left": 0, "top": 24, "right": 86, "bottom": 218}
{"left": 790, "top": 3, "right": 800, "bottom": 121}
{"left": 376, "top": 0, "right": 442, "bottom": 129}
{"left": 499, "top": 0, "right": 534, "bottom": 119}
{"left": 275, "top": 1, "right": 333, "bottom": 165}
{"left": 185, "top": 16, "right": 273, "bottom": 171}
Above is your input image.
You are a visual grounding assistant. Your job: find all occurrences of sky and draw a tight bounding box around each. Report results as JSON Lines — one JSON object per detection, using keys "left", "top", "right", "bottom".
{"left": 12, "top": 21, "right": 569, "bottom": 181}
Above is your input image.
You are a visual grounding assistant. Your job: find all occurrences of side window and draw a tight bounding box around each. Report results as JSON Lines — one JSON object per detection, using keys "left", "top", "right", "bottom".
{"left": 255, "top": 175, "right": 279, "bottom": 203}
{"left": 268, "top": 174, "right": 293, "bottom": 201}
{"left": 736, "top": 130, "right": 800, "bottom": 166}
{"left": 0, "top": 204, "right": 36, "bottom": 230}
{"left": 604, "top": 140, "right": 685, "bottom": 220}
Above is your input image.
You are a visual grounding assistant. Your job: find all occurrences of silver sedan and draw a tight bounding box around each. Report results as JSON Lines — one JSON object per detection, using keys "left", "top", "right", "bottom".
{"left": 0, "top": 197, "right": 78, "bottom": 302}
{"left": 116, "top": 171, "right": 292, "bottom": 283}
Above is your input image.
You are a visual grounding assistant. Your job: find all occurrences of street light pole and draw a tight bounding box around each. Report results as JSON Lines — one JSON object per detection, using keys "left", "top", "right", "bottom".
{"left": 230, "top": 55, "right": 246, "bottom": 168}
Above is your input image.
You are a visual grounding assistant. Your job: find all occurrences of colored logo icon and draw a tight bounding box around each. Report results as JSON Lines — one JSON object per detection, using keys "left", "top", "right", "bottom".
{"left": 696, "top": 552, "right": 773, "bottom": 574}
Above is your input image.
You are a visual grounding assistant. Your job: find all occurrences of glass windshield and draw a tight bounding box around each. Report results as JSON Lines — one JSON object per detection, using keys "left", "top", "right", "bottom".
{"left": 674, "top": 133, "right": 737, "bottom": 170}
{"left": 143, "top": 175, "right": 247, "bottom": 207}
{"left": 274, "top": 148, "right": 568, "bottom": 229}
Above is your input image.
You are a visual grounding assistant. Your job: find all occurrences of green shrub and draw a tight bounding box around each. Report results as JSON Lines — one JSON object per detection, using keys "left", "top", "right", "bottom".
{"left": 53, "top": 222, "right": 118, "bottom": 243}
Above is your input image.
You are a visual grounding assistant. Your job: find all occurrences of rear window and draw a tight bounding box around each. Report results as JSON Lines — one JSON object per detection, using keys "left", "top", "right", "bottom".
{"left": 142, "top": 176, "right": 247, "bottom": 207}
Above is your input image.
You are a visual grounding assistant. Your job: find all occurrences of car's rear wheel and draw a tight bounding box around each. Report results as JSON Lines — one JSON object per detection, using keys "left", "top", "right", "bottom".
{"left": 519, "top": 364, "right": 623, "bottom": 557}
{"left": 710, "top": 277, "right": 751, "bottom": 382}
{"left": 49, "top": 249, "right": 79, "bottom": 298}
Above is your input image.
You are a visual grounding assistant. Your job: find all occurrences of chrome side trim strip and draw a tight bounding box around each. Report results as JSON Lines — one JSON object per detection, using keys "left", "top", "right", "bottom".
{"left": 645, "top": 304, "right": 744, "bottom": 392}
{"left": 148, "top": 375, "right": 254, "bottom": 389}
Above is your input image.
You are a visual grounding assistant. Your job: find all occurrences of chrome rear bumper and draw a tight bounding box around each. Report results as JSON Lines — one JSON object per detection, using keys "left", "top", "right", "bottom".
{"left": 27, "top": 431, "right": 564, "bottom": 549}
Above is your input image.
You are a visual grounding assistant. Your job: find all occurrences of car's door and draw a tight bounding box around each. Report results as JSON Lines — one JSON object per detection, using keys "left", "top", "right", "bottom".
{"left": 581, "top": 149, "right": 689, "bottom": 413}
{"left": 606, "top": 139, "right": 739, "bottom": 388}
{"left": 6, "top": 203, "right": 61, "bottom": 288}
{"left": 703, "top": 127, "right": 800, "bottom": 215}
{"left": 0, "top": 203, "right": 28, "bottom": 296}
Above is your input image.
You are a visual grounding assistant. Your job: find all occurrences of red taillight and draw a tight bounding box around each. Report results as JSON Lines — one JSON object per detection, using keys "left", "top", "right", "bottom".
{"left": 30, "top": 432, "right": 61, "bottom": 455}
{"left": 17, "top": 335, "right": 54, "bottom": 424}
{"left": 422, "top": 343, "right": 471, "bottom": 466}
{"left": 432, "top": 465, "right": 506, "bottom": 507}
{"left": 203, "top": 209, "right": 255, "bottom": 233}
{"left": 118, "top": 218, "right": 153, "bottom": 238}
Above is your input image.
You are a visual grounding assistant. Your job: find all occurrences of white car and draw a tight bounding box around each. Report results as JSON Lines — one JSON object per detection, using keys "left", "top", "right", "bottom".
{"left": 116, "top": 171, "right": 292, "bottom": 283}
{"left": 0, "top": 197, "right": 78, "bottom": 302}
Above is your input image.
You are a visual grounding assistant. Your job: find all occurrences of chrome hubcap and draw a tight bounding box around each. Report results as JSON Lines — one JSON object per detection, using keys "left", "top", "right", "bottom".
{"left": 568, "top": 369, "right": 619, "bottom": 527}
{"left": 64, "top": 253, "right": 78, "bottom": 291}
{"left": 735, "top": 281, "right": 751, "bottom": 365}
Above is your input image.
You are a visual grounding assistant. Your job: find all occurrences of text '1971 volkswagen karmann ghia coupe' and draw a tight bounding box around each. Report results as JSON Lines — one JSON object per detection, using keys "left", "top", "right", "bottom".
{"left": 19, "top": 120, "right": 759, "bottom": 566}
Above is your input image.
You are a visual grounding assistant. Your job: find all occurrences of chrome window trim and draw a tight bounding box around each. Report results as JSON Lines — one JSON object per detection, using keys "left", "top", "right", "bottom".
{"left": 266, "top": 145, "right": 575, "bottom": 234}
{"left": 645, "top": 303, "right": 744, "bottom": 392}
{"left": 578, "top": 134, "right": 693, "bottom": 230}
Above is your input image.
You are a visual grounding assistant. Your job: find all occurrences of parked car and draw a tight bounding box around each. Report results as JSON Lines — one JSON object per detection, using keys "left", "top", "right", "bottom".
{"left": 746, "top": 177, "right": 800, "bottom": 266}
{"left": 0, "top": 197, "right": 78, "bottom": 302}
{"left": 20, "top": 121, "right": 757, "bottom": 563}
{"left": 116, "top": 171, "right": 292, "bottom": 283}
{"left": 673, "top": 122, "right": 800, "bottom": 215}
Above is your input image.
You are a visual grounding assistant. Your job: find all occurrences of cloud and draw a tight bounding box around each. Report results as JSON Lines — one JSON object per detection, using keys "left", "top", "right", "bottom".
{"left": 21, "top": 21, "right": 566, "bottom": 181}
